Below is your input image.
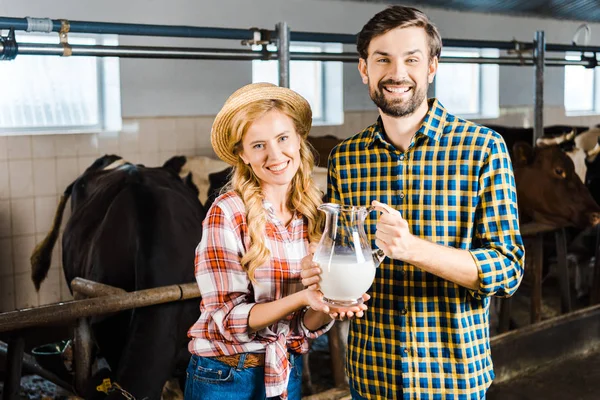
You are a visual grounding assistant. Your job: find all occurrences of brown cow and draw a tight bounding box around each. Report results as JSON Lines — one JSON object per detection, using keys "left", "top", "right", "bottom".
{"left": 513, "top": 142, "right": 600, "bottom": 228}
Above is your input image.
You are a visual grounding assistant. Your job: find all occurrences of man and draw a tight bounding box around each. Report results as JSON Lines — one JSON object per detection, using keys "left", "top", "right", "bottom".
{"left": 301, "top": 5, "right": 524, "bottom": 400}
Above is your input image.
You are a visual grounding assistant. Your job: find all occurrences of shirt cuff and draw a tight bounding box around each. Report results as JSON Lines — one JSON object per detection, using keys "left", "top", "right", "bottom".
{"left": 227, "top": 302, "right": 258, "bottom": 343}
{"left": 298, "top": 307, "right": 335, "bottom": 338}
{"left": 467, "top": 248, "right": 500, "bottom": 299}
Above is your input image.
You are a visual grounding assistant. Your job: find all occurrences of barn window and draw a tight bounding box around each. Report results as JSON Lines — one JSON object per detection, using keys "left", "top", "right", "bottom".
{"left": 252, "top": 42, "right": 343, "bottom": 126}
{"left": 564, "top": 52, "right": 599, "bottom": 114}
{"left": 0, "top": 32, "right": 122, "bottom": 136}
{"left": 434, "top": 48, "right": 499, "bottom": 118}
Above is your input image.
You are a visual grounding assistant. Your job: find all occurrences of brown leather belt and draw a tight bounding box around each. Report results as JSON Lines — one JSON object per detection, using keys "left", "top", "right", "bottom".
{"left": 213, "top": 352, "right": 298, "bottom": 368}
{"left": 214, "top": 353, "right": 266, "bottom": 368}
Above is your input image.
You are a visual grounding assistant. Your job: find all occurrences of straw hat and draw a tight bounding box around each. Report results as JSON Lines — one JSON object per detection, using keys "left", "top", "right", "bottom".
{"left": 211, "top": 82, "right": 312, "bottom": 165}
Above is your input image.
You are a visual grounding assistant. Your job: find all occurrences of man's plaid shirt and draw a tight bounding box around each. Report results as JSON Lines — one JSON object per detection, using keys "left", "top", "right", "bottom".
{"left": 327, "top": 99, "right": 525, "bottom": 400}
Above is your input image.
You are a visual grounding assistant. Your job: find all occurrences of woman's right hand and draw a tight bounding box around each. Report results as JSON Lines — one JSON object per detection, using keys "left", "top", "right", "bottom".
{"left": 301, "top": 243, "right": 321, "bottom": 290}
{"left": 303, "top": 289, "right": 369, "bottom": 320}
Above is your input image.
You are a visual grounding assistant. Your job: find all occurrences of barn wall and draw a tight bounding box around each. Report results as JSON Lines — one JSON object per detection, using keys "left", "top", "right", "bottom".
{"left": 0, "top": 0, "right": 600, "bottom": 311}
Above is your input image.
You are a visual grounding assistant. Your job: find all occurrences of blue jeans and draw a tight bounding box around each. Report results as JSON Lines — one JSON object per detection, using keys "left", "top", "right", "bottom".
{"left": 184, "top": 353, "right": 303, "bottom": 400}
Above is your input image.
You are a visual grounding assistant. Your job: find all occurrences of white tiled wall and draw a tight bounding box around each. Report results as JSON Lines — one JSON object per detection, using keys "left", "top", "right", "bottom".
{"left": 0, "top": 115, "right": 231, "bottom": 312}
{"left": 0, "top": 107, "right": 599, "bottom": 313}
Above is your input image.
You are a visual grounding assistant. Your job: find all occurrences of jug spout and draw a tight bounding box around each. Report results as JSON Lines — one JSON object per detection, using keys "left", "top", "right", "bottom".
{"left": 318, "top": 203, "right": 341, "bottom": 213}
{"left": 372, "top": 248, "right": 386, "bottom": 267}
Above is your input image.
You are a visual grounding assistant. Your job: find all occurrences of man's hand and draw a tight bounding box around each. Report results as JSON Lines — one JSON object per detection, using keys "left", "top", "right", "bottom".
{"left": 372, "top": 200, "right": 416, "bottom": 262}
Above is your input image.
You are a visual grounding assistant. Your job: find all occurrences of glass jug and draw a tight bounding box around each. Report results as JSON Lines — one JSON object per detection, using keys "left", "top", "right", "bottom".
{"left": 313, "top": 203, "right": 386, "bottom": 307}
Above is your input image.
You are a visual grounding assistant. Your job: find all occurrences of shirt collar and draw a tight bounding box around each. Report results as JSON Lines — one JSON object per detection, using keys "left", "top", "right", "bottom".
{"left": 369, "top": 98, "right": 448, "bottom": 149}
{"left": 262, "top": 199, "right": 300, "bottom": 224}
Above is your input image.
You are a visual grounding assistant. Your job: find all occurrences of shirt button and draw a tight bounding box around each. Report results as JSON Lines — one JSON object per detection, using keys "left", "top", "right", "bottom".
{"left": 403, "top": 348, "right": 409, "bottom": 354}
{"left": 399, "top": 154, "right": 405, "bottom": 161}
{"left": 401, "top": 309, "right": 408, "bottom": 315}
{"left": 399, "top": 192, "right": 405, "bottom": 199}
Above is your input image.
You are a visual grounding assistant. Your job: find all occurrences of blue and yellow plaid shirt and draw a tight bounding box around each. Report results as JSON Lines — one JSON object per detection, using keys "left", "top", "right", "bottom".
{"left": 327, "top": 99, "right": 525, "bottom": 400}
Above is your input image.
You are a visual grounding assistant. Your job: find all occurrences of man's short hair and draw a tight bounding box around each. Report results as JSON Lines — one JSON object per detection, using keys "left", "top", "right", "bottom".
{"left": 357, "top": 5, "right": 442, "bottom": 61}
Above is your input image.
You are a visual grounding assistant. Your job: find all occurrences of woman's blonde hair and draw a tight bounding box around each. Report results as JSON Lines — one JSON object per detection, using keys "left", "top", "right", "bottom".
{"left": 225, "top": 99, "right": 323, "bottom": 282}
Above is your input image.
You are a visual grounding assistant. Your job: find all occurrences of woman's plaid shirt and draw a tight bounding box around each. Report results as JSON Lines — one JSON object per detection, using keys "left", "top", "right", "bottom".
{"left": 327, "top": 99, "right": 525, "bottom": 400}
{"left": 187, "top": 191, "right": 331, "bottom": 398}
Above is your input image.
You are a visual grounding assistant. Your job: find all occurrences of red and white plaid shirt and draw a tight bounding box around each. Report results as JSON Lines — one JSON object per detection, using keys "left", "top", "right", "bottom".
{"left": 188, "top": 191, "right": 332, "bottom": 399}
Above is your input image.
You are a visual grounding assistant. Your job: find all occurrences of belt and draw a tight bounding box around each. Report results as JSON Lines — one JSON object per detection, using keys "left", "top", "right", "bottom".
{"left": 214, "top": 353, "right": 265, "bottom": 368}
{"left": 213, "top": 352, "right": 297, "bottom": 368}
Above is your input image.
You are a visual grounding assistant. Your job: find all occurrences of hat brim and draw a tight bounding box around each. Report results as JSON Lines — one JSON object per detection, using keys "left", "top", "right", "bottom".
{"left": 211, "top": 83, "right": 312, "bottom": 165}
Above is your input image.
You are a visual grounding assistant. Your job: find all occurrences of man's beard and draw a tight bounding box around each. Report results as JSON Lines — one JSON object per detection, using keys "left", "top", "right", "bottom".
{"left": 369, "top": 79, "right": 427, "bottom": 118}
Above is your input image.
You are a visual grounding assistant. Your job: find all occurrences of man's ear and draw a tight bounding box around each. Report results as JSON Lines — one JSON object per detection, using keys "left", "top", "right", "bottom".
{"left": 358, "top": 58, "right": 369, "bottom": 85}
{"left": 428, "top": 56, "right": 438, "bottom": 84}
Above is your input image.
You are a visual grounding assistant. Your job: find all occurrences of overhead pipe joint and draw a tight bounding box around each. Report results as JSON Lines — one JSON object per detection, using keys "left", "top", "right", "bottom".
{"left": 0, "top": 28, "right": 18, "bottom": 60}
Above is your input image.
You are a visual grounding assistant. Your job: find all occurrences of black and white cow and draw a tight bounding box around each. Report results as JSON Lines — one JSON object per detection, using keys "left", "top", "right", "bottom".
{"left": 31, "top": 155, "right": 205, "bottom": 399}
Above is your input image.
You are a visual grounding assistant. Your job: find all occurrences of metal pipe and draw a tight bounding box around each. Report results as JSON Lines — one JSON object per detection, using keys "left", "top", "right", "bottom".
{"left": 277, "top": 21, "right": 290, "bottom": 88}
{"left": 74, "top": 315, "right": 92, "bottom": 395}
{"left": 3, "top": 336, "right": 25, "bottom": 400}
{"left": 71, "top": 278, "right": 127, "bottom": 298}
{"left": 9, "top": 43, "right": 596, "bottom": 67}
{"left": 547, "top": 43, "right": 600, "bottom": 53}
{"left": 4, "top": 16, "right": 600, "bottom": 55}
{"left": 533, "top": 31, "right": 545, "bottom": 146}
{"left": 15, "top": 43, "right": 268, "bottom": 60}
{"left": 0, "top": 17, "right": 254, "bottom": 40}
{"left": 287, "top": 32, "right": 530, "bottom": 51}
{"left": 0, "top": 340, "right": 75, "bottom": 395}
{"left": 0, "top": 283, "right": 200, "bottom": 333}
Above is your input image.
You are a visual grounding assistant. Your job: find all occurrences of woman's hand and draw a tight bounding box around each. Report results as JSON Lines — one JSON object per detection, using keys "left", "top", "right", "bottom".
{"left": 303, "top": 289, "right": 370, "bottom": 321}
{"left": 300, "top": 243, "right": 321, "bottom": 290}
{"left": 328, "top": 294, "right": 370, "bottom": 321}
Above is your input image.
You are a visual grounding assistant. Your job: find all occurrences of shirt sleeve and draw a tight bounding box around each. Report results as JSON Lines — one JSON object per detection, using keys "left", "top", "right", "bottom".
{"left": 195, "top": 203, "right": 257, "bottom": 343}
{"left": 468, "top": 138, "right": 525, "bottom": 299}
{"left": 326, "top": 155, "right": 342, "bottom": 204}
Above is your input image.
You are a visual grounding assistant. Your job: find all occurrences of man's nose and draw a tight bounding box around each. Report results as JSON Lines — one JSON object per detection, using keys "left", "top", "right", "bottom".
{"left": 389, "top": 61, "right": 408, "bottom": 81}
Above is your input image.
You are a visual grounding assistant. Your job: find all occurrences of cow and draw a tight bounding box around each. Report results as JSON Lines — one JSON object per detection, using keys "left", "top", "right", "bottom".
{"left": 163, "top": 155, "right": 230, "bottom": 208}
{"left": 513, "top": 141, "right": 600, "bottom": 228}
{"left": 30, "top": 154, "right": 205, "bottom": 399}
{"left": 484, "top": 124, "right": 590, "bottom": 154}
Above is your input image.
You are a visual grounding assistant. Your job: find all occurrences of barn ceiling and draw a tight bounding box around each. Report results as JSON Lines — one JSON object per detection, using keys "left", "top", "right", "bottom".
{"left": 331, "top": 0, "right": 600, "bottom": 23}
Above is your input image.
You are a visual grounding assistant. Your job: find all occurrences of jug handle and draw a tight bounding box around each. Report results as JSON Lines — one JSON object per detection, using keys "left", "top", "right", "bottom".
{"left": 372, "top": 248, "right": 386, "bottom": 267}
{"left": 366, "top": 205, "right": 386, "bottom": 267}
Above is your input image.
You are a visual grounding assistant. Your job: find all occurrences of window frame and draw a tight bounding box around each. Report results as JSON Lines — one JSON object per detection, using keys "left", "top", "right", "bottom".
{"left": 564, "top": 51, "right": 600, "bottom": 116}
{"left": 434, "top": 47, "right": 499, "bottom": 119}
{"left": 251, "top": 41, "right": 343, "bottom": 126}
{"left": 0, "top": 31, "right": 122, "bottom": 136}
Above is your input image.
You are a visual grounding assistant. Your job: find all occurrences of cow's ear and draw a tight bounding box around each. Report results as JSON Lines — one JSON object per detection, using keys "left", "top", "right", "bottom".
{"left": 513, "top": 141, "right": 534, "bottom": 167}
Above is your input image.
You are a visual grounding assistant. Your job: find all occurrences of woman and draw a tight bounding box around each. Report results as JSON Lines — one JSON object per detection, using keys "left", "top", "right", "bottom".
{"left": 185, "top": 83, "right": 368, "bottom": 400}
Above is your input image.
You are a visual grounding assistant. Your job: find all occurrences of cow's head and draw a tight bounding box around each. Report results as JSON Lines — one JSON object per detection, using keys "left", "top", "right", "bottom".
{"left": 513, "top": 142, "right": 600, "bottom": 229}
